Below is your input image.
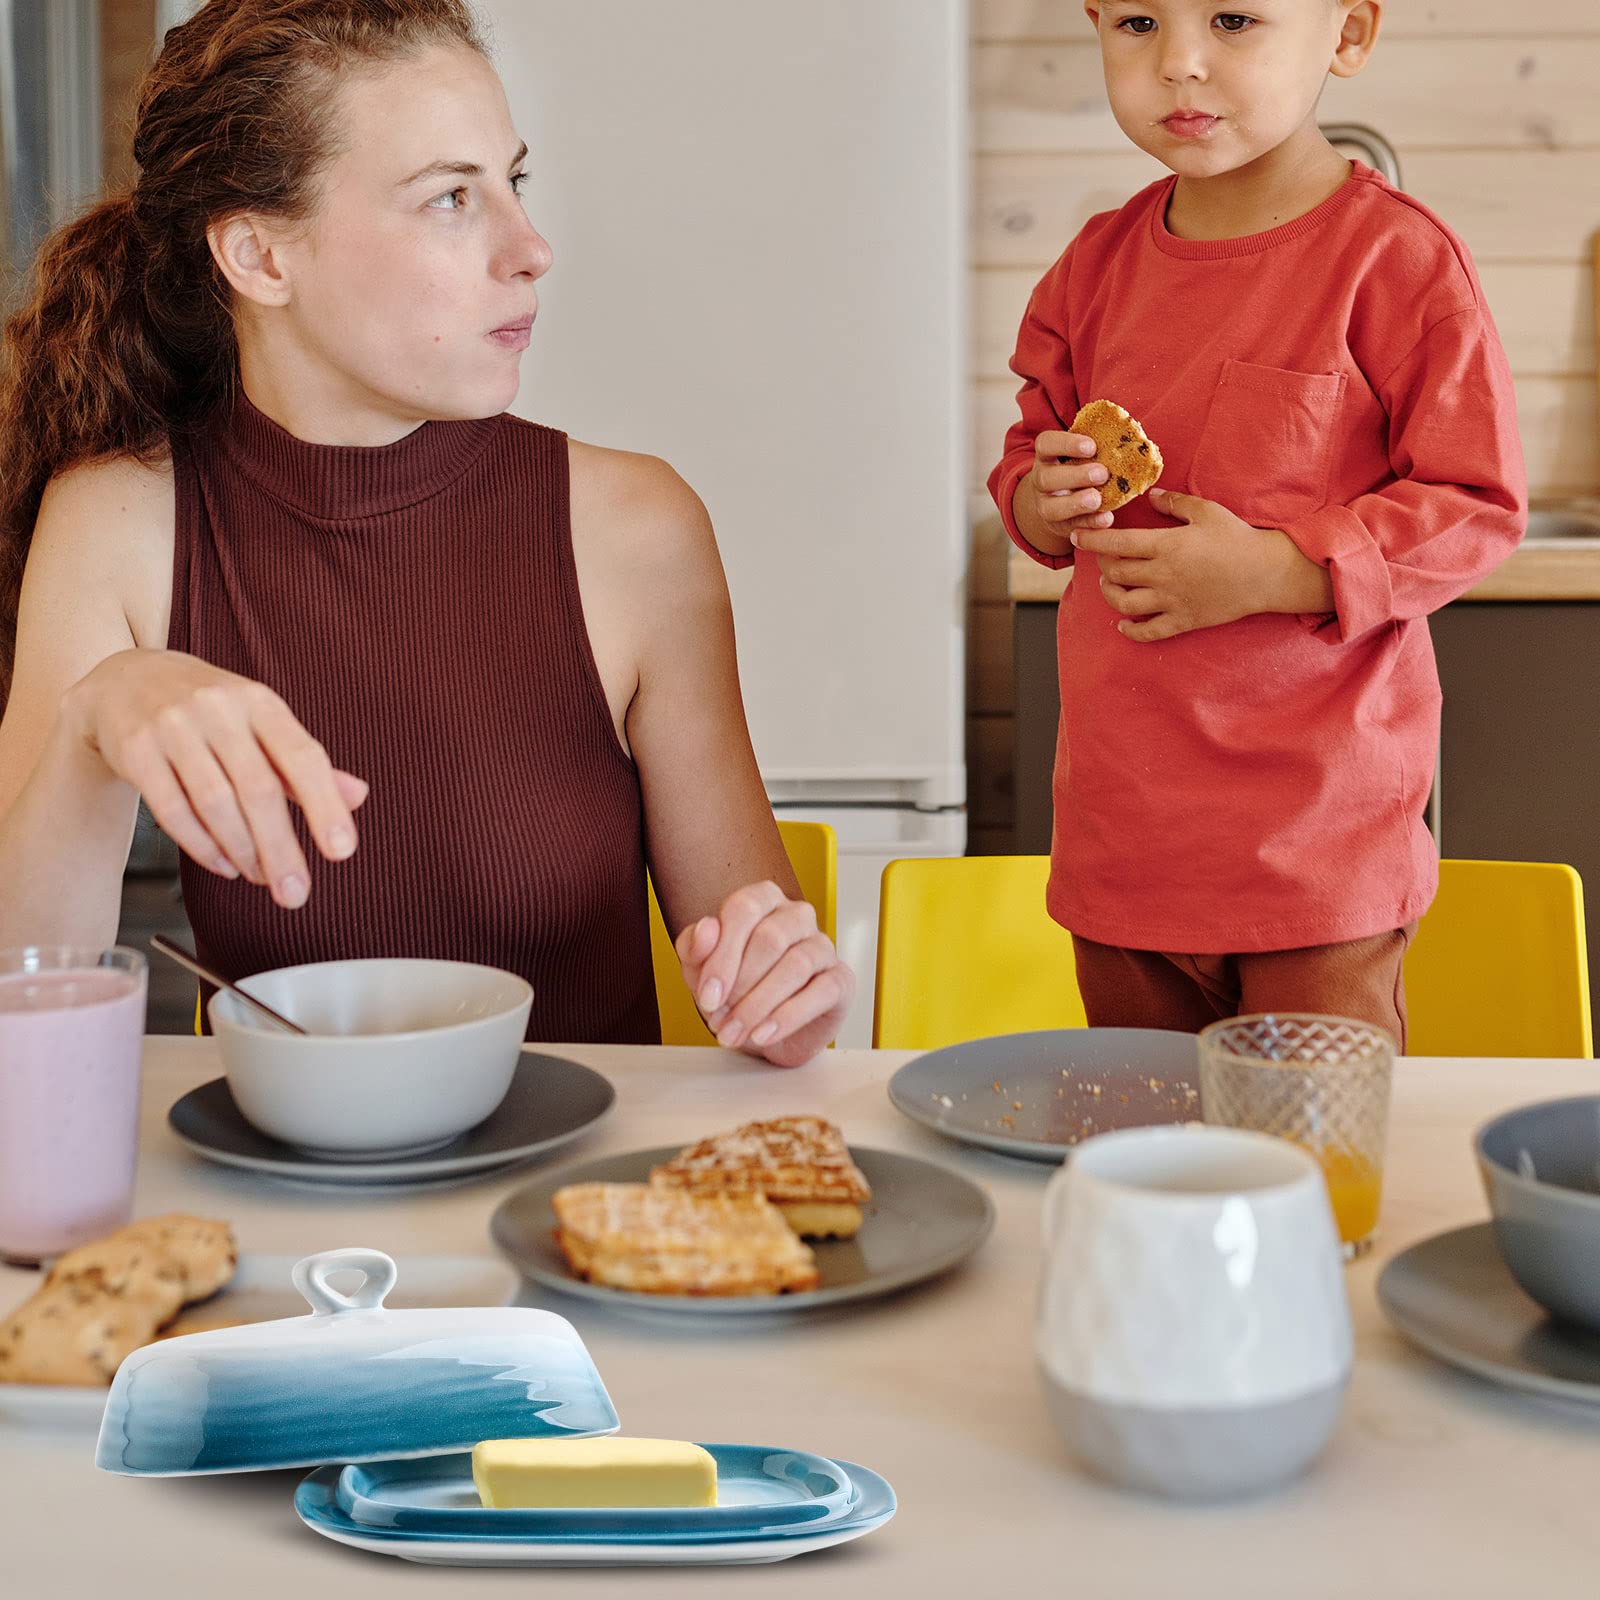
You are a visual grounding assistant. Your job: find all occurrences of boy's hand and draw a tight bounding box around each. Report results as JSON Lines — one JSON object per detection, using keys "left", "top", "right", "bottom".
{"left": 1016, "top": 431, "right": 1117, "bottom": 553}
{"left": 1072, "top": 487, "right": 1335, "bottom": 642}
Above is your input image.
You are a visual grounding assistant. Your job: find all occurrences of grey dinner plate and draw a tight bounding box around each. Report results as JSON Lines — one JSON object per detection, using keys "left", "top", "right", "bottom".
{"left": 1377, "top": 1223, "right": 1600, "bottom": 1409}
{"left": 167, "top": 1053, "right": 614, "bottom": 1187}
{"left": 888, "top": 1028, "right": 1201, "bottom": 1163}
{"left": 491, "top": 1144, "right": 994, "bottom": 1317}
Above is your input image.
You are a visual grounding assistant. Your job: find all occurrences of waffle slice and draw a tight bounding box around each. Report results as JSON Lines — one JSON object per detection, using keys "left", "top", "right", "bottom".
{"left": 551, "top": 1182, "right": 820, "bottom": 1297}
{"left": 649, "top": 1116, "right": 872, "bottom": 1239}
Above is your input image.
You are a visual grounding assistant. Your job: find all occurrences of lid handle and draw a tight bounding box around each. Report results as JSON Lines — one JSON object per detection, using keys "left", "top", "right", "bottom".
{"left": 292, "top": 1248, "right": 398, "bottom": 1315}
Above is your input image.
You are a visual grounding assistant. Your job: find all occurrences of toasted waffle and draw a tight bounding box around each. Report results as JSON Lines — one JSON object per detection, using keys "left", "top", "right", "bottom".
{"left": 649, "top": 1116, "right": 872, "bottom": 1239}
{"left": 551, "top": 1182, "right": 820, "bottom": 1297}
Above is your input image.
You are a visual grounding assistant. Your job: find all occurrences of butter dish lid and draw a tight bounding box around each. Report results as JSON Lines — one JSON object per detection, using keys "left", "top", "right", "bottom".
{"left": 96, "top": 1248, "right": 619, "bottom": 1477}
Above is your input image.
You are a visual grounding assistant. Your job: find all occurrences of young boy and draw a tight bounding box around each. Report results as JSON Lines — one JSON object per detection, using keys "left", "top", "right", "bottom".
{"left": 988, "top": 0, "right": 1525, "bottom": 1049}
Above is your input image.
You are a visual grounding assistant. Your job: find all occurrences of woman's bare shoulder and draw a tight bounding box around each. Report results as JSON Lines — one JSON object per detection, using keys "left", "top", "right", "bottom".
{"left": 40, "top": 450, "right": 174, "bottom": 519}
{"left": 565, "top": 437, "right": 718, "bottom": 576}
{"left": 34, "top": 452, "right": 176, "bottom": 649}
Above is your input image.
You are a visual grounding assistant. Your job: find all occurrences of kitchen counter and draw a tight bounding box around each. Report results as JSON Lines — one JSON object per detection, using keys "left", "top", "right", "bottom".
{"left": 1007, "top": 503, "right": 1600, "bottom": 603}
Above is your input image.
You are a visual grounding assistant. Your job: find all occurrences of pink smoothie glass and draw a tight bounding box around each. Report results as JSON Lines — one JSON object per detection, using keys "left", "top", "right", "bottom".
{"left": 0, "top": 947, "right": 148, "bottom": 1265}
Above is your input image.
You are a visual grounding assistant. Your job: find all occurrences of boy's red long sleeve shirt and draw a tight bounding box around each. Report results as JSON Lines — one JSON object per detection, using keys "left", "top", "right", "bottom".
{"left": 990, "top": 163, "right": 1526, "bottom": 952}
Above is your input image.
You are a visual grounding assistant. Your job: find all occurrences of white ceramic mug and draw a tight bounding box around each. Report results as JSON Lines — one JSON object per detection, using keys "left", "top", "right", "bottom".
{"left": 1036, "top": 1125, "right": 1352, "bottom": 1501}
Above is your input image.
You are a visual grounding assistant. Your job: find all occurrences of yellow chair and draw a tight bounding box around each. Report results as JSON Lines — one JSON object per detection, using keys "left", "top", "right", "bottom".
{"left": 873, "top": 854, "right": 1593, "bottom": 1060}
{"left": 872, "top": 855, "right": 1085, "bottom": 1050}
{"left": 650, "top": 819, "right": 837, "bottom": 1046}
{"left": 1405, "top": 859, "right": 1591, "bottom": 1059}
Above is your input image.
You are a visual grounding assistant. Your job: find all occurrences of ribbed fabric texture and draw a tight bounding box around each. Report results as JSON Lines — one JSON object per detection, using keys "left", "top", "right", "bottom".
{"left": 168, "top": 392, "right": 660, "bottom": 1045}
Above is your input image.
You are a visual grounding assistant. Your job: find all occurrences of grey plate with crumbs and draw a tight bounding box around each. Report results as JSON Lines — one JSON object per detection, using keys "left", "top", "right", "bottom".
{"left": 491, "top": 1144, "right": 994, "bottom": 1317}
{"left": 168, "top": 1053, "right": 614, "bottom": 1187}
{"left": 1377, "top": 1223, "right": 1600, "bottom": 1409}
{"left": 888, "top": 1028, "right": 1201, "bottom": 1164}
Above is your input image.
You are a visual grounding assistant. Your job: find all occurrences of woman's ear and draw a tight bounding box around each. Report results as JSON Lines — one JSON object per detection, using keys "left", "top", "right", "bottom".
{"left": 1084, "top": 3, "right": 1103, "bottom": 31}
{"left": 1330, "top": 1, "right": 1383, "bottom": 80}
{"left": 206, "top": 214, "right": 294, "bottom": 309}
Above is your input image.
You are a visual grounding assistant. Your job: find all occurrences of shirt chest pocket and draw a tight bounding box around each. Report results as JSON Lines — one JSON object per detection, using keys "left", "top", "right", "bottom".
{"left": 1187, "top": 359, "right": 1347, "bottom": 526}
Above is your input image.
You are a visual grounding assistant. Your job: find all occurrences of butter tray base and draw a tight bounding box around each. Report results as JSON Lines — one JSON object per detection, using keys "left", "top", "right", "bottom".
{"left": 293, "top": 1451, "right": 896, "bottom": 1567}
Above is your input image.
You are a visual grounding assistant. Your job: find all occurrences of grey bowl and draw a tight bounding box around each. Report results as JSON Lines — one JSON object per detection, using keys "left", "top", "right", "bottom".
{"left": 1475, "top": 1095, "right": 1600, "bottom": 1333}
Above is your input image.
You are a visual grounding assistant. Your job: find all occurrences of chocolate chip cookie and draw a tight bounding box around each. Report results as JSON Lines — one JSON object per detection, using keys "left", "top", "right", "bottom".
{"left": 1068, "top": 399, "right": 1164, "bottom": 512}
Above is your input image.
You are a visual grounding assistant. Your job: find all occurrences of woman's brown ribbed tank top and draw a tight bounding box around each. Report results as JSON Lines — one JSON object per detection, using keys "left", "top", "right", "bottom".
{"left": 167, "top": 392, "right": 660, "bottom": 1045}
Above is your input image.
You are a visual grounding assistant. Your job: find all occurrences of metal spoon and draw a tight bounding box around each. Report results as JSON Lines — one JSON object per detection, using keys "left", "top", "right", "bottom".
{"left": 148, "top": 935, "right": 308, "bottom": 1036}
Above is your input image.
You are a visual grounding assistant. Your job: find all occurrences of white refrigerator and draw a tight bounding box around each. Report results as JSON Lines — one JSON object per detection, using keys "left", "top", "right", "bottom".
{"left": 488, "top": 1, "right": 969, "bottom": 1044}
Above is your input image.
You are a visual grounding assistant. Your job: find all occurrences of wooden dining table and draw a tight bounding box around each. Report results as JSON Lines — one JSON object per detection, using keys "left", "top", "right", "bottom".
{"left": 2, "top": 1037, "right": 1598, "bottom": 1598}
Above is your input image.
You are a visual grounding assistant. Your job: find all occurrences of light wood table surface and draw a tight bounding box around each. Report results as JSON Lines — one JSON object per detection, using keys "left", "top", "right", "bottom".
{"left": 2, "top": 1039, "right": 1598, "bottom": 1598}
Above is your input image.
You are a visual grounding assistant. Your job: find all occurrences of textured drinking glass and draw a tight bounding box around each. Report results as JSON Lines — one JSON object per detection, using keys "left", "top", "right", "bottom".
{"left": 1197, "top": 1014, "right": 1395, "bottom": 1260}
{"left": 0, "top": 946, "right": 148, "bottom": 1264}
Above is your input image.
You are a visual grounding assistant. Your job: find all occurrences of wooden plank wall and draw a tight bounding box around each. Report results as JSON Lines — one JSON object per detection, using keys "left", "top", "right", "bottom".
{"left": 101, "top": 0, "right": 156, "bottom": 194}
{"left": 968, "top": 0, "right": 1600, "bottom": 853}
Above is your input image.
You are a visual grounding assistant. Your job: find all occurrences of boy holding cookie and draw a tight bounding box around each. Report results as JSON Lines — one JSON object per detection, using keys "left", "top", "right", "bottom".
{"left": 988, "top": 0, "right": 1525, "bottom": 1047}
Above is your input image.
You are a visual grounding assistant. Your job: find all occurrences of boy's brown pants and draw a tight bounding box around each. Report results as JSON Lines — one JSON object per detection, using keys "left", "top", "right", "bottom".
{"left": 1072, "top": 925, "right": 1416, "bottom": 1053}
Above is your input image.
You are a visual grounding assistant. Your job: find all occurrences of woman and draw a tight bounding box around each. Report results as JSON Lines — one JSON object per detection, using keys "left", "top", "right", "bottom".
{"left": 0, "top": 0, "right": 852, "bottom": 1067}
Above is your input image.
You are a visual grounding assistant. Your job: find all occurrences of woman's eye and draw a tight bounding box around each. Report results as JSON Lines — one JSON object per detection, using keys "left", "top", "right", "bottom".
{"left": 427, "top": 187, "right": 468, "bottom": 211}
{"left": 1118, "top": 15, "right": 1157, "bottom": 33}
{"left": 1215, "top": 13, "right": 1254, "bottom": 31}
{"left": 510, "top": 172, "right": 528, "bottom": 198}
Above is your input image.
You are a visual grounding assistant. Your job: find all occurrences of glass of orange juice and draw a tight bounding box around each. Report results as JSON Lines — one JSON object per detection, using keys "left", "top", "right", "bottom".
{"left": 1197, "top": 1015, "right": 1395, "bottom": 1260}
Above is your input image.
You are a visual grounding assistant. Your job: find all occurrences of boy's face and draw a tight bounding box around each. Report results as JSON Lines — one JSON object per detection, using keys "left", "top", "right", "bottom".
{"left": 1084, "top": 2, "right": 1366, "bottom": 180}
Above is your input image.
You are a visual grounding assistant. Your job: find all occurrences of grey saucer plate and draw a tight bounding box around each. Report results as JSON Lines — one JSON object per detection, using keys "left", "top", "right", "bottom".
{"left": 491, "top": 1144, "right": 994, "bottom": 1317}
{"left": 888, "top": 1028, "right": 1201, "bottom": 1163}
{"left": 1377, "top": 1223, "right": 1600, "bottom": 1409}
{"left": 168, "top": 1053, "right": 614, "bottom": 1187}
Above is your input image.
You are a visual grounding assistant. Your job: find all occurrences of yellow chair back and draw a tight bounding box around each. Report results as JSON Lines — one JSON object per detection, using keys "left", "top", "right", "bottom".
{"left": 872, "top": 855, "right": 1085, "bottom": 1051}
{"left": 872, "top": 854, "right": 1593, "bottom": 1060}
{"left": 650, "top": 819, "right": 838, "bottom": 1046}
{"left": 1405, "top": 859, "right": 1591, "bottom": 1058}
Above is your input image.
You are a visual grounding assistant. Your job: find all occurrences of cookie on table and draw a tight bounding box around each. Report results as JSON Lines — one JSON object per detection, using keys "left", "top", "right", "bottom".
{"left": 117, "top": 1213, "right": 237, "bottom": 1300}
{"left": 0, "top": 1270, "right": 167, "bottom": 1387}
{"left": 44, "top": 1236, "right": 188, "bottom": 1324}
{"left": 1068, "top": 399, "right": 1164, "bottom": 511}
{"left": 49, "top": 1213, "right": 238, "bottom": 1306}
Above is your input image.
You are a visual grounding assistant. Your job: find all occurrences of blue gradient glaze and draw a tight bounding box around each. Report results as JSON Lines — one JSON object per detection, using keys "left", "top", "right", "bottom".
{"left": 97, "top": 1306, "right": 617, "bottom": 1476}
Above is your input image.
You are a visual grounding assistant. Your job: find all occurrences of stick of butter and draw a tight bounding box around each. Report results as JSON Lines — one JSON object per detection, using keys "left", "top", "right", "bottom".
{"left": 472, "top": 1437, "right": 718, "bottom": 1509}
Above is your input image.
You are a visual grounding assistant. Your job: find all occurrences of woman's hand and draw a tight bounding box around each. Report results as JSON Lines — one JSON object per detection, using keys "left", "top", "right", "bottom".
{"left": 60, "top": 649, "right": 369, "bottom": 908}
{"left": 674, "top": 880, "right": 855, "bottom": 1068}
{"left": 1072, "top": 487, "right": 1335, "bottom": 641}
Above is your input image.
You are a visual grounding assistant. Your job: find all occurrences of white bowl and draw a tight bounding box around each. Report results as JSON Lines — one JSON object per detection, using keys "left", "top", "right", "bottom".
{"left": 208, "top": 959, "right": 533, "bottom": 1158}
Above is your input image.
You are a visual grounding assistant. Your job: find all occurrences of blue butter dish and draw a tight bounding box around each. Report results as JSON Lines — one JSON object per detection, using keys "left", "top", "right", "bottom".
{"left": 293, "top": 1456, "right": 898, "bottom": 1568}
{"left": 337, "top": 1443, "right": 859, "bottom": 1538}
{"left": 96, "top": 1248, "right": 618, "bottom": 1476}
